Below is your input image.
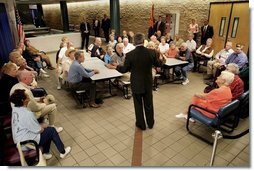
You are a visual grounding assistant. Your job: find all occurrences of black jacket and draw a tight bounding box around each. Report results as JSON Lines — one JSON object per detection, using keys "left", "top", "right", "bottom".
{"left": 80, "top": 22, "right": 91, "bottom": 34}
{"left": 117, "top": 46, "right": 161, "bottom": 93}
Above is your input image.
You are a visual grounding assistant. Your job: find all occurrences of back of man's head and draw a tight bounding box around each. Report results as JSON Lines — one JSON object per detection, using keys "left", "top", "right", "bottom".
{"left": 74, "top": 51, "right": 83, "bottom": 61}
{"left": 134, "top": 33, "right": 144, "bottom": 46}
{"left": 17, "top": 70, "right": 31, "bottom": 84}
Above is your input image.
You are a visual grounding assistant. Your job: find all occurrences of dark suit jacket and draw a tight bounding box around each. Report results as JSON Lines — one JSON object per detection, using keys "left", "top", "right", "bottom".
{"left": 153, "top": 21, "right": 165, "bottom": 35}
{"left": 101, "top": 18, "right": 111, "bottom": 31}
{"left": 117, "top": 46, "right": 160, "bottom": 94}
{"left": 201, "top": 25, "right": 214, "bottom": 44}
{"left": 80, "top": 22, "right": 91, "bottom": 34}
{"left": 92, "top": 20, "right": 100, "bottom": 30}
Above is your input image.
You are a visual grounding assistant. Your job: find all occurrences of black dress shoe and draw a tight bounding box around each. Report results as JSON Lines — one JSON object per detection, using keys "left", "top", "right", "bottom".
{"left": 148, "top": 125, "right": 154, "bottom": 129}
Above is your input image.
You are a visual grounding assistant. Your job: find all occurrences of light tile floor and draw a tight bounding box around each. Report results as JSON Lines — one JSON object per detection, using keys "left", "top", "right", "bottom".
{"left": 38, "top": 55, "right": 249, "bottom": 167}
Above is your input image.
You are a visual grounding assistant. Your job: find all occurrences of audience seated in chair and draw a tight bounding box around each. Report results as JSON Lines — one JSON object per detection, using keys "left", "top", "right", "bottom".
{"left": 10, "top": 89, "right": 71, "bottom": 160}
{"left": 175, "top": 43, "right": 194, "bottom": 85}
{"left": 24, "top": 39, "right": 55, "bottom": 70}
{"left": 104, "top": 44, "right": 114, "bottom": 64}
{"left": 204, "top": 63, "right": 244, "bottom": 101}
{"left": 60, "top": 49, "right": 76, "bottom": 87}
{"left": 106, "top": 43, "right": 130, "bottom": 82}
{"left": 88, "top": 37, "right": 105, "bottom": 60}
{"left": 193, "top": 38, "right": 214, "bottom": 72}
{"left": 176, "top": 71, "right": 234, "bottom": 121}
{"left": 147, "top": 41, "right": 166, "bottom": 80}
{"left": 205, "top": 41, "right": 234, "bottom": 80}
{"left": 165, "top": 42, "right": 178, "bottom": 58}
{"left": 67, "top": 51, "right": 101, "bottom": 108}
{"left": 225, "top": 43, "right": 248, "bottom": 70}
{"left": 10, "top": 70, "right": 63, "bottom": 133}
{"left": 0, "top": 63, "right": 18, "bottom": 116}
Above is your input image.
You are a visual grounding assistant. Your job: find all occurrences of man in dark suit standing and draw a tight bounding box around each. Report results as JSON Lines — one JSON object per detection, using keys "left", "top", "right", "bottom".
{"left": 201, "top": 20, "right": 214, "bottom": 45}
{"left": 117, "top": 33, "right": 161, "bottom": 130}
{"left": 80, "top": 17, "right": 91, "bottom": 51}
{"left": 101, "top": 14, "right": 111, "bottom": 43}
{"left": 153, "top": 15, "right": 165, "bottom": 36}
{"left": 93, "top": 16, "right": 100, "bottom": 37}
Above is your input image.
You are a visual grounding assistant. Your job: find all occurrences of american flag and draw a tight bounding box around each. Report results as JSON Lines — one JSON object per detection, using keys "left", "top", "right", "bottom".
{"left": 15, "top": 7, "right": 25, "bottom": 42}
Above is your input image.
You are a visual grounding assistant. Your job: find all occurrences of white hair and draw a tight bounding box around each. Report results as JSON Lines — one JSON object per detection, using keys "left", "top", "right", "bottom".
{"left": 227, "top": 63, "right": 239, "bottom": 74}
{"left": 220, "top": 71, "right": 235, "bottom": 86}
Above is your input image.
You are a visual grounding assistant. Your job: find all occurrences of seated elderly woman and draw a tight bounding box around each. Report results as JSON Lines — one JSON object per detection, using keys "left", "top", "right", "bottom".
{"left": 204, "top": 63, "right": 244, "bottom": 101}
{"left": 147, "top": 41, "right": 166, "bottom": 79}
{"left": 165, "top": 42, "right": 179, "bottom": 58}
{"left": 10, "top": 89, "right": 71, "bottom": 160}
{"left": 176, "top": 71, "right": 234, "bottom": 121}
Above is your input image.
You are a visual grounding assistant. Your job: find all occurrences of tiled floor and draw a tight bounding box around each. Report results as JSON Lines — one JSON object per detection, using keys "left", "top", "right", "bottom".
{"left": 38, "top": 54, "right": 249, "bottom": 167}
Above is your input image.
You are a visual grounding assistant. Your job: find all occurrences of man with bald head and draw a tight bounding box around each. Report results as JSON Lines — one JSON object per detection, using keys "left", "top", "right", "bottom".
{"left": 175, "top": 42, "right": 194, "bottom": 85}
{"left": 88, "top": 37, "right": 105, "bottom": 60}
{"left": 10, "top": 70, "right": 63, "bottom": 133}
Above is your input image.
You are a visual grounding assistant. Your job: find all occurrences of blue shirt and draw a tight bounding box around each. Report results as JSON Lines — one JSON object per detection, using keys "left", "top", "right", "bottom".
{"left": 68, "top": 60, "right": 94, "bottom": 83}
{"left": 12, "top": 106, "right": 41, "bottom": 144}
{"left": 104, "top": 53, "right": 112, "bottom": 64}
{"left": 225, "top": 52, "right": 248, "bottom": 69}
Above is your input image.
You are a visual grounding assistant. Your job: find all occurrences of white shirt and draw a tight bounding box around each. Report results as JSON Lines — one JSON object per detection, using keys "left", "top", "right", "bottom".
{"left": 215, "top": 48, "right": 234, "bottom": 64}
{"left": 186, "top": 39, "right": 197, "bottom": 52}
{"left": 158, "top": 43, "right": 169, "bottom": 54}
{"left": 123, "top": 43, "right": 135, "bottom": 54}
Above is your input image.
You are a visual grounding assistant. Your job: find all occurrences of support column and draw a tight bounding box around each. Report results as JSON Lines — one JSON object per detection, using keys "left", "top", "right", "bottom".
{"left": 60, "top": 1, "right": 69, "bottom": 32}
{"left": 110, "top": 0, "right": 120, "bottom": 35}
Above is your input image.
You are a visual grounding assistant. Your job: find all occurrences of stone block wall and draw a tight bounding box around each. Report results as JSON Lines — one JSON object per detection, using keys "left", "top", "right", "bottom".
{"left": 42, "top": 0, "right": 246, "bottom": 41}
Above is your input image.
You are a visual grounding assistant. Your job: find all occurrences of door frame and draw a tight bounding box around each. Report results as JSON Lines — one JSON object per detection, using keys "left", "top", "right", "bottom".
{"left": 208, "top": 1, "right": 249, "bottom": 53}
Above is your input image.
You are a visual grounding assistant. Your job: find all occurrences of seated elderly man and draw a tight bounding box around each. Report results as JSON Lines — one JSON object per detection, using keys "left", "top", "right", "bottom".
{"left": 174, "top": 42, "right": 194, "bottom": 85}
{"left": 10, "top": 70, "right": 63, "bottom": 133}
{"left": 88, "top": 37, "right": 105, "bottom": 60}
{"left": 205, "top": 41, "right": 234, "bottom": 80}
{"left": 176, "top": 71, "right": 235, "bottom": 122}
{"left": 24, "top": 39, "right": 55, "bottom": 70}
{"left": 225, "top": 44, "right": 248, "bottom": 70}
{"left": 68, "top": 51, "right": 101, "bottom": 108}
{"left": 123, "top": 38, "right": 135, "bottom": 54}
{"left": 193, "top": 38, "right": 214, "bottom": 72}
{"left": 106, "top": 43, "right": 130, "bottom": 82}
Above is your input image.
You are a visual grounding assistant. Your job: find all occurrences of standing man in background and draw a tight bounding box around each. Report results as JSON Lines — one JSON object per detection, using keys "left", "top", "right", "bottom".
{"left": 201, "top": 20, "right": 214, "bottom": 45}
{"left": 101, "top": 14, "right": 111, "bottom": 43}
{"left": 93, "top": 16, "right": 100, "bottom": 37}
{"left": 80, "top": 16, "right": 91, "bottom": 51}
{"left": 117, "top": 33, "right": 161, "bottom": 130}
{"left": 154, "top": 15, "right": 165, "bottom": 36}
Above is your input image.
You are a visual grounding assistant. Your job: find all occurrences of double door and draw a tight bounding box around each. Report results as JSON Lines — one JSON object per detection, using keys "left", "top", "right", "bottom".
{"left": 209, "top": 1, "right": 249, "bottom": 54}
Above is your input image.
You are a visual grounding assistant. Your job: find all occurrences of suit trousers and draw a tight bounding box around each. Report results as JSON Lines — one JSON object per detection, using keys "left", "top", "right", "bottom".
{"left": 81, "top": 33, "right": 90, "bottom": 50}
{"left": 132, "top": 90, "right": 154, "bottom": 128}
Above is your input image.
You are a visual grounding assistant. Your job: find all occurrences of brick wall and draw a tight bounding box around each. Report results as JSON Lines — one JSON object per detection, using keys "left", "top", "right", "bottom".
{"left": 42, "top": 0, "right": 246, "bottom": 41}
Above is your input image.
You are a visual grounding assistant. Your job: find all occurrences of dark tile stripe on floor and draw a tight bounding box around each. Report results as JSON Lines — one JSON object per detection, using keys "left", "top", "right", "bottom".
{"left": 131, "top": 127, "right": 143, "bottom": 166}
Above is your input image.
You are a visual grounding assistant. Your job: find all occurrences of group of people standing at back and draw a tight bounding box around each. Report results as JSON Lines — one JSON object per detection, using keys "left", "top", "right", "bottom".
{"left": 80, "top": 14, "right": 110, "bottom": 51}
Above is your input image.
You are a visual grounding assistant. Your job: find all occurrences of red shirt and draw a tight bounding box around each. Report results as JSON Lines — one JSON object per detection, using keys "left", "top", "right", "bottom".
{"left": 230, "top": 75, "right": 244, "bottom": 100}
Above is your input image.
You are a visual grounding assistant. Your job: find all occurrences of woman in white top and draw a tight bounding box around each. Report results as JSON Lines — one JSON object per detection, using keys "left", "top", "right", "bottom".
{"left": 10, "top": 89, "right": 71, "bottom": 160}
{"left": 188, "top": 19, "right": 199, "bottom": 42}
{"left": 158, "top": 36, "right": 169, "bottom": 56}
